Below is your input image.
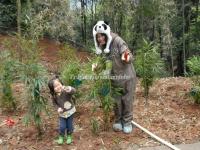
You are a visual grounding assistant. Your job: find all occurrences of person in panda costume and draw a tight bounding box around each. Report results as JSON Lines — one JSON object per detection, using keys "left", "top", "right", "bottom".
{"left": 92, "top": 21, "right": 136, "bottom": 133}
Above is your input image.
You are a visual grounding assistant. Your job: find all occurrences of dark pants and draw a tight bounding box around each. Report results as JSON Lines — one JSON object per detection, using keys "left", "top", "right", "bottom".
{"left": 59, "top": 115, "right": 74, "bottom": 135}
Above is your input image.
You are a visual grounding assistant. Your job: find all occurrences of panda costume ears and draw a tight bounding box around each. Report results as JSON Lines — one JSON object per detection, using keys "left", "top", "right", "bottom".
{"left": 93, "top": 21, "right": 112, "bottom": 54}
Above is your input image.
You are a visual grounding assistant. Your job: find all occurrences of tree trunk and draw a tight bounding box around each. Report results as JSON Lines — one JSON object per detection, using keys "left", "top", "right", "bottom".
{"left": 91, "top": 0, "right": 94, "bottom": 23}
{"left": 186, "top": 3, "right": 191, "bottom": 58}
{"left": 84, "top": 0, "right": 87, "bottom": 44}
{"left": 17, "top": 0, "right": 21, "bottom": 36}
{"left": 150, "top": 17, "right": 155, "bottom": 41}
{"left": 141, "top": 0, "right": 144, "bottom": 38}
{"left": 182, "top": 0, "right": 186, "bottom": 75}
{"left": 195, "top": 0, "right": 199, "bottom": 43}
{"left": 94, "top": 0, "right": 97, "bottom": 21}
{"left": 174, "top": 0, "right": 191, "bottom": 76}
{"left": 176, "top": 50, "right": 184, "bottom": 76}
{"left": 118, "top": 13, "right": 123, "bottom": 36}
{"left": 81, "top": 0, "right": 85, "bottom": 44}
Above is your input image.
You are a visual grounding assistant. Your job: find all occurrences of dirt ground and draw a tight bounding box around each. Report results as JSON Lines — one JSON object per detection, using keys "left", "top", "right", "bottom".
{"left": 0, "top": 36, "right": 200, "bottom": 150}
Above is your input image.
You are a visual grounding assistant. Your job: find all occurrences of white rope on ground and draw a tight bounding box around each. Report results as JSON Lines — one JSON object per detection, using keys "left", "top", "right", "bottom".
{"left": 131, "top": 121, "right": 181, "bottom": 150}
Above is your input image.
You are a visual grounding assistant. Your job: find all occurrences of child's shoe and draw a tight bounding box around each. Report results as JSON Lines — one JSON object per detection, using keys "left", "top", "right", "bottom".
{"left": 66, "top": 134, "right": 72, "bottom": 145}
{"left": 55, "top": 135, "right": 64, "bottom": 145}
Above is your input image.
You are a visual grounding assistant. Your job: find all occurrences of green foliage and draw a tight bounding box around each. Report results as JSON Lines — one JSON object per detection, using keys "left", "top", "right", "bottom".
{"left": 85, "top": 55, "right": 123, "bottom": 131}
{"left": 1, "top": 61, "right": 16, "bottom": 110}
{"left": 135, "top": 39, "right": 164, "bottom": 101}
{"left": 57, "top": 44, "right": 78, "bottom": 64}
{"left": 17, "top": 36, "right": 41, "bottom": 63}
{"left": 187, "top": 56, "right": 200, "bottom": 104}
{"left": 0, "top": 50, "right": 11, "bottom": 75}
{"left": 187, "top": 56, "right": 200, "bottom": 77}
{"left": 59, "top": 44, "right": 82, "bottom": 88}
{"left": 87, "top": 55, "right": 121, "bottom": 130}
{"left": 189, "top": 6, "right": 200, "bottom": 54}
{"left": 2, "top": 35, "right": 41, "bottom": 64}
{"left": 92, "top": 56, "right": 106, "bottom": 74}
{"left": 0, "top": 2, "right": 16, "bottom": 31}
{"left": 0, "top": 51, "right": 18, "bottom": 110}
{"left": 61, "top": 60, "right": 81, "bottom": 88}
{"left": 0, "top": 1, "right": 49, "bottom": 136}
{"left": 0, "top": 27, "right": 43, "bottom": 115}
{"left": 190, "top": 86, "right": 200, "bottom": 104}
{"left": 96, "top": 0, "right": 135, "bottom": 48}
{"left": 20, "top": 63, "right": 48, "bottom": 135}
{"left": 90, "top": 117, "right": 100, "bottom": 135}
{"left": 22, "top": 0, "right": 75, "bottom": 41}
{"left": 90, "top": 79, "right": 114, "bottom": 130}
{"left": 58, "top": 46, "right": 83, "bottom": 104}
{"left": 23, "top": 7, "right": 50, "bottom": 40}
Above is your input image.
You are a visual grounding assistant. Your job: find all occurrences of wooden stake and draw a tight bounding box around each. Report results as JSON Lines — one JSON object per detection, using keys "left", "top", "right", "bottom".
{"left": 131, "top": 121, "right": 180, "bottom": 150}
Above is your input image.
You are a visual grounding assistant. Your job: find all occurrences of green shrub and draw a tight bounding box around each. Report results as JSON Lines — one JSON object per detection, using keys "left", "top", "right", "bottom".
{"left": 135, "top": 39, "right": 164, "bottom": 102}
{"left": 187, "top": 56, "right": 200, "bottom": 103}
{"left": 20, "top": 63, "right": 48, "bottom": 136}
{"left": 0, "top": 51, "right": 19, "bottom": 111}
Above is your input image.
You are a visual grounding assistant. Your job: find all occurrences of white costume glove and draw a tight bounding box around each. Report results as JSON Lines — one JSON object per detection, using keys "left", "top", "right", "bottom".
{"left": 104, "top": 48, "right": 110, "bottom": 54}
{"left": 57, "top": 107, "right": 63, "bottom": 113}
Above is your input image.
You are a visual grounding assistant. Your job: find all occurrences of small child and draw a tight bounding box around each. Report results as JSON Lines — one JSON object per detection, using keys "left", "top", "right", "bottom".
{"left": 48, "top": 76, "right": 76, "bottom": 145}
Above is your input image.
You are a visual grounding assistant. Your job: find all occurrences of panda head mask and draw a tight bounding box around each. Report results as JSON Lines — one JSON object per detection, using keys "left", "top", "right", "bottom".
{"left": 93, "top": 21, "right": 112, "bottom": 54}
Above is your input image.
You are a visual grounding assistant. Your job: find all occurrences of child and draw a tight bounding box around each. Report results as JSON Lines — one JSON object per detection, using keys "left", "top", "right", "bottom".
{"left": 48, "top": 76, "right": 76, "bottom": 145}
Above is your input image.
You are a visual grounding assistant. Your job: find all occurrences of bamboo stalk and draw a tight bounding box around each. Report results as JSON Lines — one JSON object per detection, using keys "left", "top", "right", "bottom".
{"left": 131, "top": 121, "right": 180, "bottom": 150}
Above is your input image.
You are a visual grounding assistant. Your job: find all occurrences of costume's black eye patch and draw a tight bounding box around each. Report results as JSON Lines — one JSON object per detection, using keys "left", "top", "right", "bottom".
{"left": 95, "top": 25, "right": 97, "bottom": 31}
{"left": 102, "top": 24, "right": 107, "bottom": 30}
